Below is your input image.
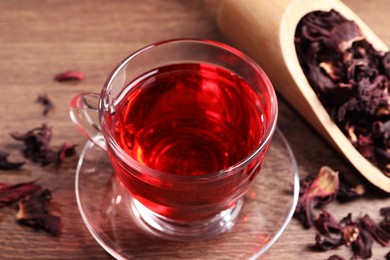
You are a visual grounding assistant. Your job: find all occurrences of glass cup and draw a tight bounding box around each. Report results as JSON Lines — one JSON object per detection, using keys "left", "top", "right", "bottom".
{"left": 70, "top": 39, "right": 278, "bottom": 241}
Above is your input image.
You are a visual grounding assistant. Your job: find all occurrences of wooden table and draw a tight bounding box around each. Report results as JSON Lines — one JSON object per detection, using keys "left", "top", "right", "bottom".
{"left": 0, "top": 0, "right": 389, "bottom": 259}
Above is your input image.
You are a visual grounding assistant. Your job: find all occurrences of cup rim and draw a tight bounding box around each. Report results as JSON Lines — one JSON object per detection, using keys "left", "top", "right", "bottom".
{"left": 100, "top": 38, "right": 278, "bottom": 181}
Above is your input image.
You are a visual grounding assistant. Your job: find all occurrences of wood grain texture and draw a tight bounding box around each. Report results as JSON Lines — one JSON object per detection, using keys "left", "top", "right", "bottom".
{"left": 0, "top": 0, "right": 389, "bottom": 259}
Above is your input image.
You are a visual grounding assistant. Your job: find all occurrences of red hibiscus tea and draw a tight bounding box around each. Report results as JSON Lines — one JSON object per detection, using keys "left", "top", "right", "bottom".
{"left": 107, "top": 63, "right": 267, "bottom": 221}
{"left": 71, "top": 39, "right": 277, "bottom": 239}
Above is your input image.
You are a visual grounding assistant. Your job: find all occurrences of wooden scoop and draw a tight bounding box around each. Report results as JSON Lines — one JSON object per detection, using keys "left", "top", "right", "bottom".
{"left": 218, "top": 0, "right": 390, "bottom": 192}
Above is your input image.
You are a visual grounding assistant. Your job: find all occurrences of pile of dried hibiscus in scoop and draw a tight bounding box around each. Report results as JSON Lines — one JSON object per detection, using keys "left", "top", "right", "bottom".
{"left": 295, "top": 166, "right": 390, "bottom": 259}
{"left": 295, "top": 9, "right": 390, "bottom": 177}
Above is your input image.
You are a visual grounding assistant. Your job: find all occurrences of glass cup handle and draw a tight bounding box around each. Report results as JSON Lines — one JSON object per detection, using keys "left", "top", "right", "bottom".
{"left": 69, "top": 92, "right": 107, "bottom": 151}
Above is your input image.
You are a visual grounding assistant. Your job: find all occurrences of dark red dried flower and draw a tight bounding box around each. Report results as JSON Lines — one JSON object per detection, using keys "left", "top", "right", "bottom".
{"left": 352, "top": 224, "right": 374, "bottom": 259}
{"left": 295, "top": 166, "right": 339, "bottom": 228}
{"left": 313, "top": 211, "right": 390, "bottom": 259}
{"left": 54, "top": 70, "right": 84, "bottom": 82}
{"left": 315, "top": 233, "right": 343, "bottom": 251}
{"left": 0, "top": 150, "right": 24, "bottom": 170}
{"left": 339, "top": 213, "right": 360, "bottom": 247}
{"left": 360, "top": 214, "right": 390, "bottom": 246}
{"left": 315, "top": 210, "right": 340, "bottom": 235}
{"left": 380, "top": 207, "right": 390, "bottom": 219}
{"left": 0, "top": 180, "right": 40, "bottom": 207}
{"left": 56, "top": 142, "right": 77, "bottom": 167}
{"left": 16, "top": 188, "right": 61, "bottom": 236}
{"left": 36, "top": 95, "right": 54, "bottom": 116}
{"left": 10, "top": 124, "right": 53, "bottom": 165}
{"left": 10, "top": 124, "right": 76, "bottom": 168}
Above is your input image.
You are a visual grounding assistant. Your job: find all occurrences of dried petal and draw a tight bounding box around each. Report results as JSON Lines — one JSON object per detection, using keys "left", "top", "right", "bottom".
{"left": 380, "top": 207, "right": 390, "bottom": 219}
{"left": 315, "top": 210, "right": 340, "bottom": 235}
{"left": 352, "top": 225, "right": 373, "bottom": 259}
{"left": 0, "top": 180, "right": 40, "bottom": 207}
{"left": 0, "top": 150, "right": 24, "bottom": 170}
{"left": 56, "top": 142, "right": 77, "bottom": 167}
{"left": 360, "top": 214, "right": 390, "bottom": 246}
{"left": 16, "top": 189, "right": 61, "bottom": 236}
{"left": 315, "top": 233, "right": 343, "bottom": 251}
{"left": 382, "top": 52, "right": 390, "bottom": 79}
{"left": 339, "top": 213, "right": 360, "bottom": 246}
{"left": 36, "top": 95, "right": 54, "bottom": 116}
{"left": 54, "top": 70, "right": 84, "bottom": 82}
{"left": 295, "top": 166, "right": 339, "bottom": 228}
{"left": 332, "top": 21, "right": 364, "bottom": 52}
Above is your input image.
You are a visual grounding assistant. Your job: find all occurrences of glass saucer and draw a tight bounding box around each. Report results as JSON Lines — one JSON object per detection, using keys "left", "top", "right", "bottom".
{"left": 75, "top": 128, "right": 299, "bottom": 259}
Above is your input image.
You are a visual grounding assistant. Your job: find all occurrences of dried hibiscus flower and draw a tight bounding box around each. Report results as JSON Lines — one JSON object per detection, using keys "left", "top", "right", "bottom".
{"left": 56, "top": 142, "right": 77, "bottom": 167}
{"left": 314, "top": 212, "right": 358, "bottom": 252}
{"left": 295, "top": 9, "right": 390, "bottom": 177}
{"left": 315, "top": 233, "right": 344, "bottom": 251}
{"left": 295, "top": 166, "right": 339, "bottom": 228}
{"left": 339, "top": 213, "right": 361, "bottom": 247}
{"left": 352, "top": 223, "right": 374, "bottom": 259}
{"left": 313, "top": 210, "right": 390, "bottom": 259}
{"left": 10, "top": 123, "right": 53, "bottom": 165}
{"left": 360, "top": 214, "right": 390, "bottom": 246}
{"left": 10, "top": 124, "right": 77, "bottom": 167}
{"left": 315, "top": 210, "right": 340, "bottom": 236}
{"left": 0, "top": 180, "right": 40, "bottom": 207}
{"left": 54, "top": 70, "right": 84, "bottom": 82}
{"left": 36, "top": 95, "right": 54, "bottom": 116}
{"left": 0, "top": 150, "right": 24, "bottom": 170}
{"left": 16, "top": 188, "right": 61, "bottom": 236}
